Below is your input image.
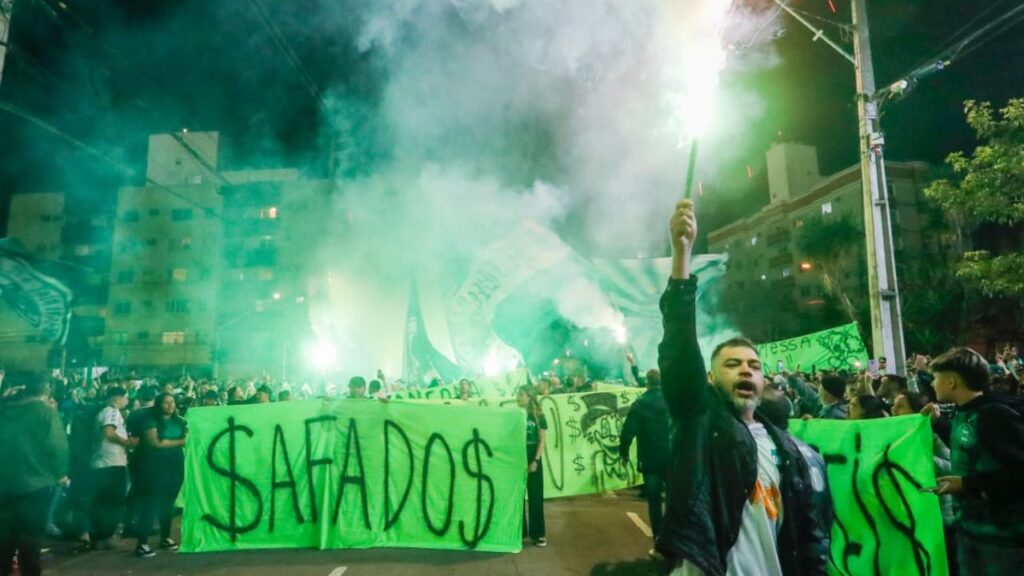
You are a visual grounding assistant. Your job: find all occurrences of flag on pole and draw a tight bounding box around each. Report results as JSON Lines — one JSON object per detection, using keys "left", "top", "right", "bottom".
{"left": 402, "top": 280, "right": 461, "bottom": 384}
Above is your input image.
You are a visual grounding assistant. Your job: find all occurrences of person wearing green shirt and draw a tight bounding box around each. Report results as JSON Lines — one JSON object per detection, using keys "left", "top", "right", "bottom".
{"left": 931, "top": 348, "right": 1024, "bottom": 576}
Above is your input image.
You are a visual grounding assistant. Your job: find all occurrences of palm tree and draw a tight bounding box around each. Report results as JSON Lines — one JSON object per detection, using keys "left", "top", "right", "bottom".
{"left": 796, "top": 215, "right": 864, "bottom": 324}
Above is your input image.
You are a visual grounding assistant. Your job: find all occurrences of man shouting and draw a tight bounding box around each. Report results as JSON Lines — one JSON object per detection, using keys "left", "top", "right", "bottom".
{"left": 656, "top": 200, "right": 829, "bottom": 576}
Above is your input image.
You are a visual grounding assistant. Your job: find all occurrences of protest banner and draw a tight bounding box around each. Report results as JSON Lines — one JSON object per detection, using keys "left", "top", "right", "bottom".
{"left": 539, "top": 389, "right": 642, "bottom": 498}
{"left": 181, "top": 399, "right": 526, "bottom": 553}
{"left": 790, "top": 415, "right": 948, "bottom": 576}
{"left": 389, "top": 382, "right": 462, "bottom": 400}
{"left": 400, "top": 386, "right": 642, "bottom": 499}
{"left": 758, "top": 322, "right": 869, "bottom": 373}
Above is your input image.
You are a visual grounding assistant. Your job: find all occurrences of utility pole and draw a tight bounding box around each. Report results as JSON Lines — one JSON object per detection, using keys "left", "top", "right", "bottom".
{"left": 851, "top": 0, "right": 907, "bottom": 375}
{"left": 0, "top": 0, "right": 13, "bottom": 90}
{"left": 774, "top": 0, "right": 907, "bottom": 375}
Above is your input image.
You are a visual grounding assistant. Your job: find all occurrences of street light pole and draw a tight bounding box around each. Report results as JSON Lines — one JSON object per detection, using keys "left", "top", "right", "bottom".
{"left": 851, "top": 0, "right": 907, "bottom": 375}
{"left": 773, "top": 0, "right": 907, "bottom": 375}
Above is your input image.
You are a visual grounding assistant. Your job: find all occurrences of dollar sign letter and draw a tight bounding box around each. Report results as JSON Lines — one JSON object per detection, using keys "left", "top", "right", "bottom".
{"left": 567, "top": 395, "right": 582, "bottom": 413}
{"left": 203, "top": 417, "right": 264, "bottom": 541}
{"left": 459, "top": 428, "right": 495, "bottom": 548}
{"left": 573, "top": 453, "right": 586, "bottom": 473}
{"left": 566, "top": 417, "right": 582, "bottom": 440}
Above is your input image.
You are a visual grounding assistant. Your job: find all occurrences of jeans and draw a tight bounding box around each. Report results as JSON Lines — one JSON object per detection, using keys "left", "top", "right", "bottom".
{"left": 135, "top": 462, "right": 184, "bottom": 546}
{"left": 89, "top": 466, "right": 128, "bottom": 542}
{"left": 524, "top": 458, "right": 545, "bottom": 540}
{"left": 957, "top": 531, "right": 1024, "bottom": 576}
{"left": 643, "top": 472, "right": 665, "bottom": 541}
{"left": 0, "top": 487, "right": 53, "bottom": 576}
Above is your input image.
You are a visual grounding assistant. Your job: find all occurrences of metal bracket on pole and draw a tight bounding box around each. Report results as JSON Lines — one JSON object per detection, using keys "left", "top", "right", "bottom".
{"left": 772, "top": 0, "right": 856, "bottom": 65}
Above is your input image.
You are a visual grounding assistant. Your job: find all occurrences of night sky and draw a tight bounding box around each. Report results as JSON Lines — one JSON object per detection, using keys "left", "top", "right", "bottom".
{"left": 1, "top": 0, "right": 1022, "bottom": 235}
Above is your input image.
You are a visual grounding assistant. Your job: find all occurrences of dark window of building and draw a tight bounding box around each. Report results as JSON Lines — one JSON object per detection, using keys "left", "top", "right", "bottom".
{"left": 166, "top": 300, "right": 191, "bottom": 314}
{"left": 171, "top": 208, "right": 194, "bottom": 221}
{"left": 114, "top": 302, "right": 132, "bottom": 315}
{"left": 137, "top": 331, "right": 149, "bottom": 341}
{"left": 116, "top": 270, "right": 135, "bottom": 284}
{"left": 149, "top": 209, "right": 160, "bottom": 216}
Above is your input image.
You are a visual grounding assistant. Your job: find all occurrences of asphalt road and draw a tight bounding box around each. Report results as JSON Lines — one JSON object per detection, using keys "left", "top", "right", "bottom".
{"left": 44, "top": 490, "right": 664, "bottom": 576}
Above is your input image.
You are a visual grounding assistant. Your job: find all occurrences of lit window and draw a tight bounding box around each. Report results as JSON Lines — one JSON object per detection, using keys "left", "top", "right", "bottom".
{"left": 760, "top": 274, "right": 767, "bottom": 281}
{"left": 260, "top": 207, "right": 279, "bottom": 219}
{"left": 750, "top": 236, "right": 759, "bottom": 246}
{"left": 161, "top": 331, "right": 186, "bottom": 345}
{"left": 73, "top": 245, "right": 92, "bottom": 256}
{"left": 821, "top": 202, "right": 833, "bottom": 215}
{"left": 180, "top": 237, "right": 193, "bottom": 250}
{"left": 782, "top": 267, "right": 792, "bottom": 277}
{"left": 171, "top": 268, "right": 188, "bottom": 282}
{"left": 257, "top": 268, "right": 274, "bottom": 281}
{"left": 799, "top": 262, "right": 813, "bottom": 272}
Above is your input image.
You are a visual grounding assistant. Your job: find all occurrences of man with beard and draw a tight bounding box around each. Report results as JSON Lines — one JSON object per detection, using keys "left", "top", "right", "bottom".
{"left": 656, "top": 200, "right": 829, "bottom": 576}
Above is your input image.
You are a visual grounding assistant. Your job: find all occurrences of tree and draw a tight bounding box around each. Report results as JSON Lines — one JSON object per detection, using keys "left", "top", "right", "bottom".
{"left": 796, "top": 214, "right": 865, "bottom": 325}
{"left": 925, "top": 99, "right": 1024, "bottom": 298}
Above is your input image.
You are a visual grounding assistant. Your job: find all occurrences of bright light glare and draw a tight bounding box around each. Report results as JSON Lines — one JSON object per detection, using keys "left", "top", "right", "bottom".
{"left": 614, "top": 325, "right": 628, "bottom": 344}
{"left": 483, "top": 351, "right": 502, "bottom": 377}
{"left": 660, "top": 0, "right": 732, "bottom": 142}
{"left": 306, "top": 340, "right": 337, "bottom": 371}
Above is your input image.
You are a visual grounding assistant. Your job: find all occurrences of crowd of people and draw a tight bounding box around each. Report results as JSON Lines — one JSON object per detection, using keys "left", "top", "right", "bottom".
{"left": 606, "top": 199, "right": 1024, "bottom": 576}
{"left": 2, "top": 202, "right": 1023, "bottom": 576}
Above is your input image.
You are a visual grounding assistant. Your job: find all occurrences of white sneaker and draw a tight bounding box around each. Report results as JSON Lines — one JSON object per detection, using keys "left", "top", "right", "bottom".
{"left": 135, "top": 544, "right": 155, "bottom": 558}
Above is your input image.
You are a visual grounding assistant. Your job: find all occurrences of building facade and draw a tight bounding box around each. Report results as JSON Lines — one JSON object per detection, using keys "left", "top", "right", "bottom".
{"left": 2, "top": 131, "right": 329, "bottom": 377}
{"left": 708, "top": 142, "right": 952, "bottom": 342}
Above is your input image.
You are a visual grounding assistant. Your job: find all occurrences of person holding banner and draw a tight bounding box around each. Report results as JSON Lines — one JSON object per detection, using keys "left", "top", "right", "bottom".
{"left": 133, "top": 393, "right": 187, "bottom": 558}
{"left": 929, "top": 348, "right": 1024, "bottom": 576}
{"left": 618, "top": 367, "right": 670, "bottom": 557}
{"left": 517, "top": 385, "right": 547, "bottom": 547}
{"left": 657, "top": 200, "right": 829, "bottom": 576}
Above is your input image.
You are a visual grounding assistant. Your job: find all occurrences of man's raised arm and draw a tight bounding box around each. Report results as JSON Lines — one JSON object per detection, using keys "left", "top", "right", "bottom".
{"left": 658, "top": 200, "right": 711, "bottom": 420}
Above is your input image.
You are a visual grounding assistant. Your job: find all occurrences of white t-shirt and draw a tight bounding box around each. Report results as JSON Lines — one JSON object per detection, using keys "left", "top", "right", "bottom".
{"left": 91, "top": 405, "right": 128, "bottom": 468}
{"left": 671, "top": 422, "right": 785, "bottom": 576}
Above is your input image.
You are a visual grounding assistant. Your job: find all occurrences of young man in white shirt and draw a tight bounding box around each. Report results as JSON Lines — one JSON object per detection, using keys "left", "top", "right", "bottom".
{"left": 88, "top": 387, "right": 138, "bottom": 549}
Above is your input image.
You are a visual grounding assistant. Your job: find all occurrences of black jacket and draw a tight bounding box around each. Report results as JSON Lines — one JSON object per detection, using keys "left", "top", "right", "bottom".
{"left": 654, "top": 277, "right": 830, "bottom": 576}
{"left": 619, "top": 387, "right": 671, "bottom": 475}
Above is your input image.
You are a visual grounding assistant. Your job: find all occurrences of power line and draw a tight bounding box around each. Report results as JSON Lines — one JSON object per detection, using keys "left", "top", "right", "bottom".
{"left": 879, "top": 3, "right": 1024, "bottom": 104}
{"left": 0, "top": 100, "right": 225, "bottom": 218}
{"left": 244, "top": 0, "right": 324, "bottom": 106}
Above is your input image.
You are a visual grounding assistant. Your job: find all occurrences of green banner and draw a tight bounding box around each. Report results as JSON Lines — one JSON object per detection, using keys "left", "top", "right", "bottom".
{"left": 758, "top": 322, "right": 868, "bottom": 373}
{"left": 789, "top": 415, "right": 948, "bottom": 576}
{"left": 400, "top": 386, "right": 643, "bottom": 499}
{"left": 539, "top": 389, "right": 641, "bottom": 498}
{"left": 181, "top": 399, "right": 526, "bottom": 553}
{"left": 389, "top": 382, "right": 462, "bottom": 400}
